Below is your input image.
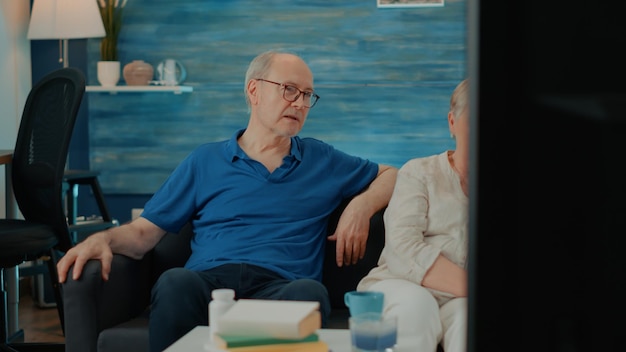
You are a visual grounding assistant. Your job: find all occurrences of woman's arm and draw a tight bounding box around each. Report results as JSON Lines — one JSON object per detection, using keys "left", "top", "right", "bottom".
{"left": 422, "top": 255, "right": 467, "bottom": 297}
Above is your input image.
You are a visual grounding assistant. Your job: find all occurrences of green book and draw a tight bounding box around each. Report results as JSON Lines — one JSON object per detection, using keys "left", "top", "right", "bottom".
{"left": 212, "top": 332, "right": 319, "bottom": 349}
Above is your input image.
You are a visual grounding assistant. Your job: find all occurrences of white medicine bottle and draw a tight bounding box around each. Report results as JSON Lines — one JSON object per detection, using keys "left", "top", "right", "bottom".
{"left": 209, "top": 288, "right": 236, "bottom": 338}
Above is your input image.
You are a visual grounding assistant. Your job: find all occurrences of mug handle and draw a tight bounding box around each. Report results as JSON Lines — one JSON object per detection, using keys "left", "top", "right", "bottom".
{"left": 156, "top": 62, "right": 164, "bottom": 80}
{"left": 344, "top": 292, "right": 351, "bottom": 307}
{"left": 175, "top": 60, "right": 187, "bottom": 84}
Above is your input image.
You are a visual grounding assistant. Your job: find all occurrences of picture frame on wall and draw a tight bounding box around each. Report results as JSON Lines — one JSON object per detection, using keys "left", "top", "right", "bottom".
{"left": 377, "top": 0, "right": 444, "bottom": 8}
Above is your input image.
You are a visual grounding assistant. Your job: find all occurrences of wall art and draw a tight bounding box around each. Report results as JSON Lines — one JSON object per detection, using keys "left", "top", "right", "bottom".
{"left": 377, "top": 0, "right": 444, "bottom": 8}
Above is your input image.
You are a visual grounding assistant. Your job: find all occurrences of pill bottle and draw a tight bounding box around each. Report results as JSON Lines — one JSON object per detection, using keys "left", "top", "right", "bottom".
{"left": 209, "top": 288, "right": 236, "bottom": 339}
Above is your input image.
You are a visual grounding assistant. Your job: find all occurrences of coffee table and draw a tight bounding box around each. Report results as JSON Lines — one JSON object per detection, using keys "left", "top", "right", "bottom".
{"left": 164, "top": 326, "right": 351, "bottom": 351}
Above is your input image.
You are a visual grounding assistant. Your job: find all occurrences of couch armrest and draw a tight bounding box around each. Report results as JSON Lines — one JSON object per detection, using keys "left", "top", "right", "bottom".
{"left": 63, "top": 254, "right": 152, "bottom": 352}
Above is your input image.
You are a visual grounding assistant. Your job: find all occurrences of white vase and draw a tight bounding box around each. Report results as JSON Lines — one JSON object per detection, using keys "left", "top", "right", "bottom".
{"left": 97, "top": 61, "right": 121, "bottom": 87}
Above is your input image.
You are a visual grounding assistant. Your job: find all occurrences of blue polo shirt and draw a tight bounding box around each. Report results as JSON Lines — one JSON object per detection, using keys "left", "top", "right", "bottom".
{"left": 142, "top": 129, "right": 378, "bottom": 281}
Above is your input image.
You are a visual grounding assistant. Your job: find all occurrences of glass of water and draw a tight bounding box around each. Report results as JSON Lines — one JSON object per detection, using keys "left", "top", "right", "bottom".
{"left": 349, "top": 313, "right": 397, "bottom": 352}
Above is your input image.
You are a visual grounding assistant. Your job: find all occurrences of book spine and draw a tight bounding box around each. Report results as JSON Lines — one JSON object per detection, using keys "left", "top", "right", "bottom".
{"left": 215, "top": 333, "right": 319, "bottom": 348}
{"left": 218, "top": 320, "right": 301, "bottom": 339}
{"left": 228, "top": 341, "right": 328, "bottom": 352}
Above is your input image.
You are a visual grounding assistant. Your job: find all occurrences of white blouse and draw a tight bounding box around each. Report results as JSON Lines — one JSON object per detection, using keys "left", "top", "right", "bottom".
{"left": 358, "top": 151, "right": 468, "bottom": 304}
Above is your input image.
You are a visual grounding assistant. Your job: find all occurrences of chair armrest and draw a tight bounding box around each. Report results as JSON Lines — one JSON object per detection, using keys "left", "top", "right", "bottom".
{"left": 63, "top": 254, "right": 152, "bottom": 352}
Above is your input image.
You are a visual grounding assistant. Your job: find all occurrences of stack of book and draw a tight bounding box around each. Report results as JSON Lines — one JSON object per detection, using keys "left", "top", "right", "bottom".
{"left": 212, "top": 299, "right": 327, "bottom": 351}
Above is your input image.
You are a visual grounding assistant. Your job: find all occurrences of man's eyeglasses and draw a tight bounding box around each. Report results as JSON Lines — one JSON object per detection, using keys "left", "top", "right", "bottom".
{"left": 255, "top": 78, "right": 320, "bottom": 108}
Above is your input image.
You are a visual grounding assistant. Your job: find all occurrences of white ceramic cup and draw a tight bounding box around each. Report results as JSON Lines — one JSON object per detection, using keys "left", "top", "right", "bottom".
{"left": 97, "top": 61, "right": 120, "bottom": 87}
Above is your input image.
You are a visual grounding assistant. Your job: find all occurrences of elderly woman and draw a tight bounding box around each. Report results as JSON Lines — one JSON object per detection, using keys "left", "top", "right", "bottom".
{"left": 358, "top": 79, "right": 470, "bottom": 352}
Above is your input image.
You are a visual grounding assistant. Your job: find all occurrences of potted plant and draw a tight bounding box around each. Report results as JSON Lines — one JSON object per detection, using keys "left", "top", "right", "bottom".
{"left": 96, "top": 0, "right": 127, "bottom": 86}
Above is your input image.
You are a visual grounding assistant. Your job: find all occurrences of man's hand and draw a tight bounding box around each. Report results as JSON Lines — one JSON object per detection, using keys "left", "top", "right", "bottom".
{"left": 57, "top": 233, "right": 113, "bottom": 283}
{"left": 327, "top": 204, "right": 371, "bottom": 267}
{"left": 327, "top": 164, "right": 396, "bottom": 267}
{"left": 57, "top": 218, "right": 166, "bottom": 283}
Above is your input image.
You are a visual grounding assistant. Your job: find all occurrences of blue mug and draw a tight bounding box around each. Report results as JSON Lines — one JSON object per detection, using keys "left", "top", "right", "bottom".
{"left": 344, "top": 291, "right": 384, "bottom": 317}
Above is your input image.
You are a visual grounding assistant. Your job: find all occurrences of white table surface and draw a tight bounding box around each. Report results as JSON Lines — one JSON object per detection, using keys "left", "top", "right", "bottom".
{"left": 164, "top": 326, "right": 352, "bottom": 352}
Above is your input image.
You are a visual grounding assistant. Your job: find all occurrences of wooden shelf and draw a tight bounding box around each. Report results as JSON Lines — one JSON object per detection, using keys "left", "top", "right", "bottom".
{"left": 85, "top": 85, "right": 193, "bottom": 94}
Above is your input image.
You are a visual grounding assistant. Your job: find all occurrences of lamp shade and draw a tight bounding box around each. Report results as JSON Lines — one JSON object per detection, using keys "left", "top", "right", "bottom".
{"left": 27, "top": 0, "right": 106, "bottom": 40}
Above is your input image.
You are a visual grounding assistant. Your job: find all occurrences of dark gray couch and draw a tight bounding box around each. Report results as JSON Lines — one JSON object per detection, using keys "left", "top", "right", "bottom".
{"left": 62, "top": 199, "right": 386, "bottom": 352}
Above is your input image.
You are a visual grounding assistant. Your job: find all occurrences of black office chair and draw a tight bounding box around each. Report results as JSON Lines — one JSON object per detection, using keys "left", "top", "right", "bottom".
{"left": 0, "top": 67, "right": 86, "bottom": 352}
{"left": 64, "top": 169, "right": 118, "bottom": 244}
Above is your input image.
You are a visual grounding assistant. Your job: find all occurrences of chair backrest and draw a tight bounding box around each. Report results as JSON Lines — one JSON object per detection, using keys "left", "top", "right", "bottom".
{"left": 11, "top": 67, "right": 86, "bottom": 253}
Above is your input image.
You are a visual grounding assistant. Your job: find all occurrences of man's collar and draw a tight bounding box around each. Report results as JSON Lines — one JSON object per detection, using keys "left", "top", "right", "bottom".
{"left": 226, "top": 128, "right": 302, "bottom": 162}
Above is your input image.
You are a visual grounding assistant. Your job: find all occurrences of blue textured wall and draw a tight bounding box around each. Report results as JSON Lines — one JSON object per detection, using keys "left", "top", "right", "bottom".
{"left": 87, "top": 0, "right": 466, "bottom": 194}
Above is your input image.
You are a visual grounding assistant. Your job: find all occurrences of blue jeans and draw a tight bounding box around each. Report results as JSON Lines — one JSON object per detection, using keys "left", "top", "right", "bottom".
{"left": 148, "top": 263, "right": 331, "bottom": 352}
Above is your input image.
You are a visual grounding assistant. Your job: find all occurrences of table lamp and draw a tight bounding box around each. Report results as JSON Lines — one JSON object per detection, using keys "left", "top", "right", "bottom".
{"left": 27, "top": 0, "right": 105, "bottom": 68}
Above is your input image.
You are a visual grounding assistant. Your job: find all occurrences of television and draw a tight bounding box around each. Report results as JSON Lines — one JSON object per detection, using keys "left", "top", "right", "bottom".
{"left": 467, "top": 1, "right": 626, "bottom": 351}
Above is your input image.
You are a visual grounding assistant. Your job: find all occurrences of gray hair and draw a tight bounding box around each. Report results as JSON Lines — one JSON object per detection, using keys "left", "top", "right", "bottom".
{"left": 450, "top": 78, "right": 469, "bottom": 118}
{"left": 243, "top": 50, "right": 301, "bottom": 108}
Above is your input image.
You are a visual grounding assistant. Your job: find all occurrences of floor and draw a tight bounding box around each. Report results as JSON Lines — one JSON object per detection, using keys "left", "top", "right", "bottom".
{"left": 14, "top": 277, "right": 65, "bottom": 344}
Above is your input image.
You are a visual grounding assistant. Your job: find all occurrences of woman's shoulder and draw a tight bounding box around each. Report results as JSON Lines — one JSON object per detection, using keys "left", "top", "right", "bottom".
{"left": 400, "top": 151, "right": 448, "bottom": 171}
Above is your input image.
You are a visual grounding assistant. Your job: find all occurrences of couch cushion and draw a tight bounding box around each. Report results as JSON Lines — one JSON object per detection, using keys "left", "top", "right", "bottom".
{"left": 151, "top": 222, "right": 193, "bottom": 285}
